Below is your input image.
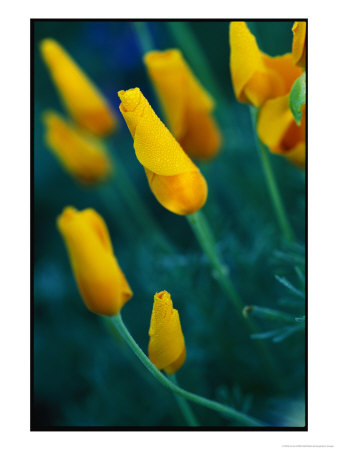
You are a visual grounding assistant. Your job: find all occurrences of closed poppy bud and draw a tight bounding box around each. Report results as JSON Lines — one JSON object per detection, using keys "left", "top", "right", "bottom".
{"left": 148, "top": 291, "right": 186, "bottom": 375}
{"left": 229, "top": 22, "right": 302, "bottom": 106}
{"left": 40, "top": 39, "right": 117, "bottom": 136}
{"left": 257, "top": 94, "right": 305, "bottom": 168}
{"left": 57, "top": 207, "right": 133, "bottom": 315}
{"left": 292, "top": 22, "right": 306, "bottom": 68}
{"left": 118, "top": 88, "right": 207, "bottom": 215}
{"left": 144, "top": 49, "right": 221, "bottom": 159}
{"left": 43, "top": 111, "right": 112, "bottom": 184}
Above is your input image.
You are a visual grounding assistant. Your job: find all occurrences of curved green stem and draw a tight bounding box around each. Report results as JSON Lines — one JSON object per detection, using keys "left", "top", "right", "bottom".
{"left": 132, "top": 21, "right": 155, "bottom": 53}
{"left": 250, "top": 107, "right": 295, "bottom": 242}
{"left": 107, "top": 314, "right": 266, "bottom": 426}
{"left": 186, "top": 211, "right": 243, "bottom": 314}
{"left": 186, "top": 210, "right": 283, "bottom": 389}
{"left": 168, "top": 374, "right": 199, "bottom": 426}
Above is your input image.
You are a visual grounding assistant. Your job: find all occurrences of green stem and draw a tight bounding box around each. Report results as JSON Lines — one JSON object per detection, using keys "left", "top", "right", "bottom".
{"left": 132, "top": 21, "right": 155, "bottom": 53}
{"left": 186, "top": 210, "right": 243, "bottom": 315}
{"left": 166, "top": 21, "right": 225, "bottom": 103}
{"left": 186, "top": 210, "right": 283, "bottom": 389}
{"left": 168, "top": 374, "right": 199, "bottom": 426}
{"left": 104, "top": 139, "right": 174, "bottom": 253}
{"left": 250, "top": 107, "right": 295, "bottom": 242}
{"left": 108, "top": 313, "right": 266, "bottom": 426}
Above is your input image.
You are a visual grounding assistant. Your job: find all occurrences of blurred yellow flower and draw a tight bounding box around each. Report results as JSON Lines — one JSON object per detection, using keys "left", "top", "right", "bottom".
{"left": 257, "top": 95, "right": 305, "bottom": 168}
{"left": 229, "top": 21, "right": 302, "bottom": 106}
{"left": 148, "top": 291, "right": 186, "bottom": 375}
{"left": 118, "top": 88, "right": 207, "bottom": 215}
{"left": 57, "top": 207, "right": 133, "bottom": 316}
{"left": 144, "top": 49, "right": 221, "bottom": 159}
{"left": 292, "top": 22, "right": 306, "bottom": 68}
{"left": 40, "top": 39, "right": 117, "bottom": 136}
{"left": 43, "top": 111, "right": 112, "bottom": 184}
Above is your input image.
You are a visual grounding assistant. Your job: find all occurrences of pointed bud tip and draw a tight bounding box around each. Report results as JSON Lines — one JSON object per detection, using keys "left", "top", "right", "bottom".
{"left": 118, "top": 88, "right": 142, "bottom": 112}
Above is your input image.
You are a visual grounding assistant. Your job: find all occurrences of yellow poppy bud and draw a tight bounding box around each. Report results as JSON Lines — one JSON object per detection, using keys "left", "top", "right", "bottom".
{"left": 144, "top": 49, "right": 221, "bottom": 159}
{"left": 118, "top": 88, "right": 208, "bottom": 215}
{"left": 40, "top": 39, "right": 117, "bottom": 136}
{"left": 229, "top": 22, "right": 302, "bottom": 106}
{"left": 57, "top": 207, "right": 133, "bottom": 316}
{"left": 257, "top": 95, "right": 305, "bottom": 168}
{"left": 43, "top": 111, "right": 112, "bottom": 184}
{"left": 292, "top": 21, "right": 306, "bottom": 68}
{"left": 148, "top": 291, "right": 186, "bottom": 375}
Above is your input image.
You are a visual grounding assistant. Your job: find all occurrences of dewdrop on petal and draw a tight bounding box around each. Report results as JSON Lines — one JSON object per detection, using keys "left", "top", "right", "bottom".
{"left": 148, "top": 291, "right": 186, "bottom": 375}
{"left": 118, "top": 87, "right": 207, "bottom": 215}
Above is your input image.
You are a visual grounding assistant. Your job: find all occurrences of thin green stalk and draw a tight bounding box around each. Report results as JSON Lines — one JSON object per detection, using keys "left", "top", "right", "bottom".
{"left": 104, "top": 139, "right": 174, "bottom": 253}
{"left": 186, "top": 210, "right": 243, "bottom": 315}
{"left": 168, "top": 373, "right": 199, "bottom": 426}
{"left": 250, "top": 107, "right": 295, "bottom": 242}
{"left": 186, "top": 210, "right": 284, "bottom": 389}
{"left": 166, "top": 21, "right": 225, "bottom": 103}
{"left": 108, "top": 313, "right": 266, "bottom": 426}
{"left": 133, "top": 21, "right": 155, "bottom": 53}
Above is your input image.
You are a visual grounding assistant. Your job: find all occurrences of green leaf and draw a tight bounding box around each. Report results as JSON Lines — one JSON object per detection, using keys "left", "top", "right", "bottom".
{"left": 289, "top": 72, "right": 306, "bottom": 125}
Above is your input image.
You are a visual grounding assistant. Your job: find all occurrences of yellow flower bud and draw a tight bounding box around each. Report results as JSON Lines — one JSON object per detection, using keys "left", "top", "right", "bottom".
{"left": 148, "top": 291, "right": 186, "bottom": 375}
{"left": 257, "top": 95, "right": 305, "bottom": 168}
{"left": 144, "top": 49, "right": 221, "bottom": 159}
{"left": 57, "top": 207, "right": 133, "bottom": 316}
{"left": 292, "top": 22, "right": 306, "bottom": 68}
{"left": 229, "top": 22, "right": 302, "bottom": 106}
{"left": 118, "top": 88, "right": 207, "bottom": 215}
{"left": 43, "top": 111, "right": 112, "bottom": 184}
{"left": 40, "top": 39, "right": 117, "bottom": 136}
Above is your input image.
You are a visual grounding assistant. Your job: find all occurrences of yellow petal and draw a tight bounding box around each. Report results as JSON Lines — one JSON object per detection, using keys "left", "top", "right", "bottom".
{"left": 118, "top": 88, "right": 208, "bottom": 215}
{"left": 229, "top": 22, "right": 266, "bottom": 105}
{"left": 230, "top": 22, "right": 303, "bottom": 106}
{"left": 292, "top": 22, "right": 306, "bottom": 67}
{"left": 262, "top": 53, "right": 303, "bottom": 97}
{"left": 144, "top": 49, "right": 221, "bottom": 159}
{"left": 40, "top": 39, "right": 117, "bottom": 136}
{"left": 257, "top": 95, "right": 306, "bottom": 168}
{"left": 43, "top": 111, "right": 112, "bottom": 184}
{"left": 57, "top": 207, "right": 132, "bottom": 315}
{"left": 118, "top": 88, "right": 196, "bottom": 176}
{"left": 148, "top": 291, "right": 186, "bottom": 374}
{"left": 145, "top": 168, "right": 207, "bottom": 216}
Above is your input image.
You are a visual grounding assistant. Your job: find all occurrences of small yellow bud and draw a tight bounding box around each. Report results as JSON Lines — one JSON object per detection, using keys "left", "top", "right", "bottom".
{"left": 57, "top": 207, "right": 133, "bottom": 315}
{"left": 144, "top": 49, "right": 221, "bottom": 159}
{"left": 43, "top": 111, "right": 112, "bottom": 184}
{"left": 118, "top": 87, "right": 207, "bottom": 215}
{"left": 229, "top": 22, "right": 302, "bottom": 106}
{"left": 40, "top": 39, "right": 117, "bottom": 136}
{"left": 292, "top": 22, "right": 306, "bottom": 68}
{"left": 148, "top": 291, "right": 186, "bottom": 375}
{"left": 257, "top": 94, "right": 305, "bottom": 168}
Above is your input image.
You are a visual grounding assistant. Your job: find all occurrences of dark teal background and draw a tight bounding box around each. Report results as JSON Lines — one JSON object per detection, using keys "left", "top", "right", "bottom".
{"left": 33, "top": 20, "right": 305, "bottom": 427}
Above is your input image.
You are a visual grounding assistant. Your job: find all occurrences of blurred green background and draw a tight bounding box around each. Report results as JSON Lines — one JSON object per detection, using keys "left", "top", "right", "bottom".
{"left": 33, "top": 20, "right": 305, "bottom": 427}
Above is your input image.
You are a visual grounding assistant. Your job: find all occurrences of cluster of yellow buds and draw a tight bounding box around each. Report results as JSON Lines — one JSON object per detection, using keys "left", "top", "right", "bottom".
{"left": 58, "top": 206, "right": 186, "bottom": 374}
{"left": 42, "top": 22, "right": 305, "bottom": 380}
{"left": 230, "top": 21, "right": 306, "bottom": 168}
{"left": 40, "top": 39, "right": 117, "bottom": 183}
